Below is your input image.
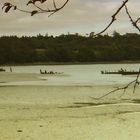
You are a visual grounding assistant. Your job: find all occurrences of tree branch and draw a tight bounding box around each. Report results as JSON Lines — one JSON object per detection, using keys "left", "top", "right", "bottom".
{"left": 2, "top": 0, "right": 70, "bottom": 16}
{"left": 2, "top": 0, "right": 140, "bottom": 35}
{"left": 124, "top": 4, "right": 140, "bottom": 32}
{"left": 94, "top": 0, "right": 129, "bottom": 36}
{"left": 91, "top": 72, "right": 140, "bottom": 100}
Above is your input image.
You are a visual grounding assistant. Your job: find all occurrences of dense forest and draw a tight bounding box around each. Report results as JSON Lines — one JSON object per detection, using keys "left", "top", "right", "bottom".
{"left": 0, "top": 32, "right": 140, "bottom": 64}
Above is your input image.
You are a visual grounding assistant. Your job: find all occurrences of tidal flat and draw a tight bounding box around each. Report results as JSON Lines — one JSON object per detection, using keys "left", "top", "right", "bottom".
{"left": 0, "top": 64, "right": 140, "bottom": 140}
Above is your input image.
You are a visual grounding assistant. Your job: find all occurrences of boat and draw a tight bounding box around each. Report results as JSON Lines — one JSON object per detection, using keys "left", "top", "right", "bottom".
{"left": 121, "top": 71, "right": 140, "bottom": 75}
{"left": 101, "top": 71, "right": 122, "bottom": 74}
{"left": 101, "top": 69, "right": 140, "bottom": 75}
{"left": 0, "top": 68, "right": 6, "bottom": 72}
{"left": 40, "top": 69, "right": 63, "bottom": 75}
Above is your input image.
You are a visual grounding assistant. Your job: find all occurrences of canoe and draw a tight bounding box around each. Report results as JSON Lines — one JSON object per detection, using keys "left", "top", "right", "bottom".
{"left": 0, "top": 68, "right": 6, "bottom": 72}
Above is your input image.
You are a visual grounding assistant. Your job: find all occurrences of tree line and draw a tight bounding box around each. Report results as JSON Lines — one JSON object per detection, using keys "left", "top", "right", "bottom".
{"left": 0, "top": 32, "right": 140, "bottom": 64}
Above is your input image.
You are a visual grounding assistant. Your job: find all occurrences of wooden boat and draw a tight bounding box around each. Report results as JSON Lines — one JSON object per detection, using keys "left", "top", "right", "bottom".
{"left": 0, "top": 68, "right": 6, "bottom": 72}
{"left": 101, "top": 69, "right": 140, "bottom": 75}
{"left": 121, "top": 71, "right": 140, "bottom": 75}
{"left": 40, "top": 69, "right": 63, "bottom": 75}
{"left": 101, "top": 71, "right": 122, "bottom": 74}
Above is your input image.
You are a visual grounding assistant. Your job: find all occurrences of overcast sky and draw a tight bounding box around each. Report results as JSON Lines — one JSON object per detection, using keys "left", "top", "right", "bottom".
{"left": 0, "top": 0, "right": 140, "bottom": 36}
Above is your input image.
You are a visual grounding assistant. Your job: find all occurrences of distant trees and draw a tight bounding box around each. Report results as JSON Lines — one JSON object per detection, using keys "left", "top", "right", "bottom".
{"left": 112, "top": 31, "right": 121, "bottom": 37}
{"left": 0, "top": 33, "right": 140, "bottom": 64}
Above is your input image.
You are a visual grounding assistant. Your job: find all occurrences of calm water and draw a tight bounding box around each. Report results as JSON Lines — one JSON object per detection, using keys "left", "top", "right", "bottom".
{"left": 3, "top": 64, "right": 140, "bottom": 86}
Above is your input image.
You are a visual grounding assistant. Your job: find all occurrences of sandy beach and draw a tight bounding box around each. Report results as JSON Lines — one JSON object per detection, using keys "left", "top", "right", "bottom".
{"left": 0, "top": 72, "right": 140, "bottom": 140}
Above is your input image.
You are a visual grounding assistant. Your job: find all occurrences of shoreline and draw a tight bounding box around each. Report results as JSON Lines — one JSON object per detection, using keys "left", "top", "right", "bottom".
{"left": 1, "top": 60, "right": 140, "bottom": 66}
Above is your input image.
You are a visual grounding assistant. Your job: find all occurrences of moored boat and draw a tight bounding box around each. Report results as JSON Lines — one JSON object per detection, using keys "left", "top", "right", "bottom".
{"left": 121, "top": 71, "right": 140, "bottom": 75}
{"left": 0, "top": 68, "right": 6, "bottom": 72}
{"left": 40, "top": 69, "right": 63, "bottom": 75}
{"left": 101, "top": 69, "right": 140, "bottom": 75}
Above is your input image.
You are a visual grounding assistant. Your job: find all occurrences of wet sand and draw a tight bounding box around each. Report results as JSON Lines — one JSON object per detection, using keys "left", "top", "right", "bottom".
{"left": 0, "top": 73, "right": 140, "bottom": 140}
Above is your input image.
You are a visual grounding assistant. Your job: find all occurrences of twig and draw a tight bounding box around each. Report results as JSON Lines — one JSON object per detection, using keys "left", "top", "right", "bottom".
{"left": 94, "top": 0, "right": 129, "bottom": 36}
{"left": 124, "top": 4, "right": 140, "bottom": 32}
{"left": 2, "top": 0, "right": 70, "bottom": 16}
{"left": 2, "top": 0, "right": 140, "bottom": 36}
{"left": 133, "top": 72, "right": 140, "bottom": 93}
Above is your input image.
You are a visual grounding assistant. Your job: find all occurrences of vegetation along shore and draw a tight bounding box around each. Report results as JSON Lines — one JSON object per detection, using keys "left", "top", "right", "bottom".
{"left": 0, "top": 32, "right": 140, "bottom": 65}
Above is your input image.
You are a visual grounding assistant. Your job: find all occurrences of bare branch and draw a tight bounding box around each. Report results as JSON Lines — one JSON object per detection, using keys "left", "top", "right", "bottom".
{"left": 2, "top": 0, "right": 140, "bottom": 36}
{"left": 133, "top": 72, "right": 140, "bottom": 93}
{"left": 124, "top": 4, "right": 140, "bottom": 32}
{"left": 135, "top": 18, "right": 140, "bottom": 24}
{"left": 94, "top": 0, "right": 129, "bottom": 36}
{"left": 91, "top": 72, "right": 140, "bottom": 100}
{"left": 2, "top": 0, "right": 70, "bottom": 16}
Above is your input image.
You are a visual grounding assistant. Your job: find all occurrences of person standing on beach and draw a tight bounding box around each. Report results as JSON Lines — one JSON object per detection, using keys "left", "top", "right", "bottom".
{"left": 10, "top": 67, "right": 12, "bottom": 72}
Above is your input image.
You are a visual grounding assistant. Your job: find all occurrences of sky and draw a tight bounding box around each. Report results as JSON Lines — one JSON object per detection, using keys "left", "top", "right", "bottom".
{"left": 0, "top": 0, "right": 140, "bottom": 36}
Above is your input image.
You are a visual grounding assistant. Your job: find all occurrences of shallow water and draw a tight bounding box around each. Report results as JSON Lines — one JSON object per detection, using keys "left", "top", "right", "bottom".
{"left": 2, "top": 64, "right": 140, "bottom": 86}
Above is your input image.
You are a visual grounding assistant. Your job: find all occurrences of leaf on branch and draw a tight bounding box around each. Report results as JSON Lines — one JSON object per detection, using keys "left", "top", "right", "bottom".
{"left": 33, "top": 0, "right": 46, "bottom": 4}
{"left": 2, "top": 0, "right": 69, "bottom": 17}
{"left": 5, "top": 5, "right": 12, "bottom": 13}
{"left": 2, "top": 2, "right": 10, "bottom": 9}
{"left": 27, "top": 0, "right": 33, "bottom": 5}
{"left": 27, "top": 0, "right": 46, "bottom": 5}
{"left": 2, "top": 2, "right": 17, "bottom": 13}
{"left": 14, "top": 6, "right": 17, "bottom": 10}
{"left": 31, "top": 10, "right": 38, "bottom": 16}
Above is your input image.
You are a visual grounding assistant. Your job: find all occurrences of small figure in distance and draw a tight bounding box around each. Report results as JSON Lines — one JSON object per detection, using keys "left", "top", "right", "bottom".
{"left": 40, "top": 69, "right": 43, "bottom": 74}
{"left": 10, "top": 67, "right": 12, "bottom": 72}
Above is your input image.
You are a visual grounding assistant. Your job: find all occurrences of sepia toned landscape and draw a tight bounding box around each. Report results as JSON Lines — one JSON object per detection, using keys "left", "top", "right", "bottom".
{"left": 1, "top": 0, "right": 140, "bottom": 140}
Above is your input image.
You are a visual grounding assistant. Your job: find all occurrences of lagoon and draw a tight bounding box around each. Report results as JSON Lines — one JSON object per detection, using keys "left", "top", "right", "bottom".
{"left": 1, "top": 63, "right": 140, "bottom": 86}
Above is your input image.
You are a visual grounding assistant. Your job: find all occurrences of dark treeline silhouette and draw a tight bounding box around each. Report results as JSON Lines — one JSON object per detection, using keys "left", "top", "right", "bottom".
{"left": 0, "top": 32, "right": 140, "bottom": 64}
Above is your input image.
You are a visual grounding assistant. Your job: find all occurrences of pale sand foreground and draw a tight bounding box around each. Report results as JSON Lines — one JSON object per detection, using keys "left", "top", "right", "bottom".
{"left": 0, "top": 73, "right": 140, "bottom": 140}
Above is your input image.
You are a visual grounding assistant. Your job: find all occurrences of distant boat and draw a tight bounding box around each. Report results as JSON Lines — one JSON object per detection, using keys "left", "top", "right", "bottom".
{"left": 121, "top": 71, "right": 140, "bottom": 75}
{"left": 0, "top": 68, "right": 6, "bottom": 72}
{"left": 101, "top": 71, "right": 120, "bottom": 74}
{"left": 101, "top": 69, "right": 140, "bottom": 75}
{"left": 40, "top": 69, "right": 63, "bottom": 75}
